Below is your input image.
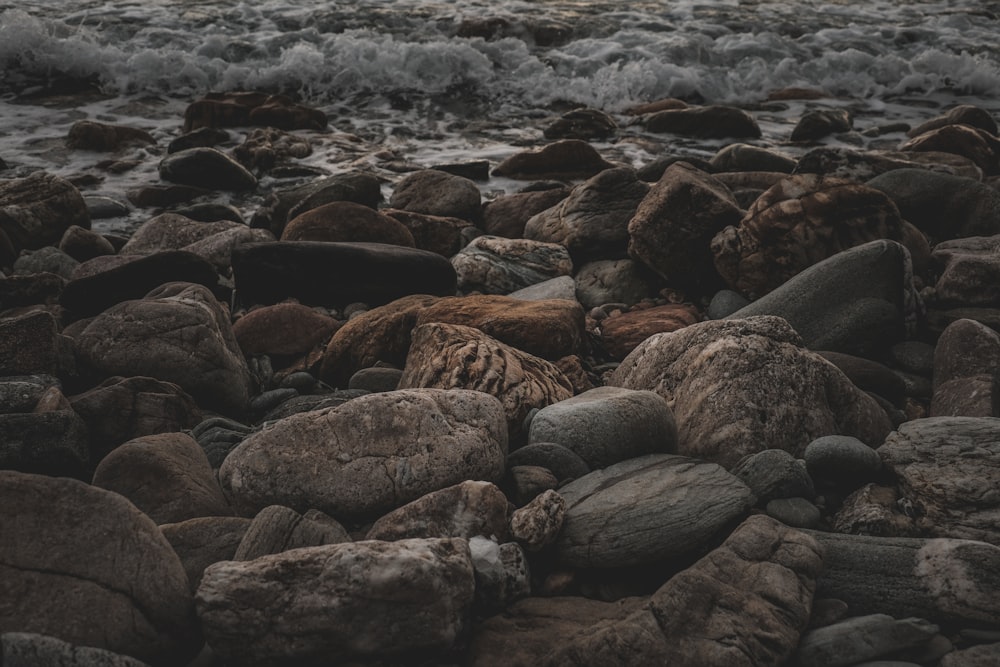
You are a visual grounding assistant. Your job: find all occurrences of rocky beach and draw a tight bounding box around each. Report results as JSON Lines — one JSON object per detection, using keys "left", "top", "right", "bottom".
{"left": 4, "top": 1, "right": 1000, "bottom": 666}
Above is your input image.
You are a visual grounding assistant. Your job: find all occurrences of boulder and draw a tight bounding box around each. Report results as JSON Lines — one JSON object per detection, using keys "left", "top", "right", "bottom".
{"left": 58, "top": 224, "right": 116, "bottom": 262}
{"left": 160, "top": 516, "right": 251, "bottom": 592}
{"left": 791, "top": 108, "right": 853, "bottom": 142}
{"left": 491, "top": 140, "right": 615, "bottom": 180}
{"left": 555, "top": 454, "right": 753, "bottom": 568}
{"left": 219, "top": 388, "right": 507, "bottom": 519}
{"left": 482, "top": 187, "right": 570, "bottom": 238}
{"left": 231, "top": 127, "right": 312, "bottom": 172}
{"left": 250, "top": 171, "right": 382, "bottom": 238}
{"left": 281, "top": 200, "right": 415, "bottom": 246}
{"left": 0, "top": 471, "right": 200, "bottom": 665}
{"left": 794, "top": 614, "right": 939, "bottom": 667}
{"left": 598, "top": 303, "right": 701, "bottom": 360}
{"left": 509, "top": 489, "right": 565, "bottom": 551}
{"left": 0, "top": 389, "right": 89, "bottom": 479}
{"left": 66, "top": 120, "right": 155, "bottom": 152}
{"left": 119, "top": 213, "right": 272, "bottom": 272}
{"left": 0, "top": 310, "right": 62, "bottom": 376}
{"left": 710, "top": 143, "right": 797, "bottom": 173}
{"left": 934, "top": 317, "right": 1000, "bottom": 390}
{"left": 931, "top": 235, "right": 1000, "bottom": 308}
{"left": 469, "top": 538, "right": 531, "bottom": 615}
{"left": 940, "top": 642, "right": 1000, "bottom": 667}
{"left": 609, "top": 316, "right": 892, "bottom": 468}
{"left": 13, "top": 246, "right": 78, "bottom": 279}
{"left": 507, "top": 275, "right": 577, "bottom": 301}
{"left": 0, "top": 632, "right": 152, "bottom": 667}
{"left": 451, "top": 235, "right": 573, "bottom": 295}
{"left": 931, "top": 377, "right": 998, "bottom": 418}
{"left": 196, "top": 538, "right": 475, "bottom": 664}
{"left": 818, "top": 351, "right": 907, "bottom": 406}
{"left": 0, "top": 172, "right": 90, "bottom": 267}
{"left": 233, "top": 505, "right": 350, "bottom": 561}
{"left": 232, "top": 302, "right": 338, "bottom": 358}
{"left": 506, "top": 442, "right": 590, "bottom": 484}
{"left": 182, "top": 92, "right": 327, "bottom": 132}
{"left": 573, "top": 258, "right": 655, "bottom": 309}
{"left": 158, "top": 148, "right": 257, "bottom": 192}
{"left": 543, "top": 108, "right": 617, "bottom": 141}
{"left": 72, "top": 282, "right": 254, "bottom": 416}
{"left": 388, "top": 169, "right": 482, "bottom": 223}
{"left": 901, "top": 124, "right": 1000, "bottom": 175}
{"left": 908, "top": 104, "right": 998, "bottom": 138}
{"left": 804, "top": 434, "right": 883, "bottom": 489}
{"left": 382, "top": 208, "right": 479, "bottom": 257}
{"left": 643, "top": 105, "right": 761, "bottom": 138}
{"left": 730, "top": 448, "right": 815, "bottom": 504}
{"left": 366, "top": 480, "right": 510, "bottom": 542}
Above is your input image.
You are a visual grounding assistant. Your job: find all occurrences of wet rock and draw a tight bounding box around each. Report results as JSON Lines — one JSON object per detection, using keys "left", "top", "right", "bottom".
{"left": 231, "top": 241, "right": 456, "bottom": 308}
{"left": 556, "top": 454, "right": 753, "bottom": 568}
{"left": 818, "top": 351, "right": 907, "bottom": 406}
{"left": 451, "top": 235, "right": 573, "bottom": 295}
{"left": 482, "top": 186, "right": 571, "bottom": 238}
{"left": 902, "top": 124, "right": 1000, "bottom": 175}
{"left": 158, "top": 147, "right": 258, "bottom": 191}
{"left": 711, "top": 174, "right": 906, "bottom": 299}
{"left": 120, "top": 213, "right": 273, "bottom": 272}
{"left": 232, "top": 302, "right": 338, "bottom": 358}
{"left": 794, "top": 614, "right": 939, "bottom": 667}
{"left": 0, "top": 388, "right": 89, "bottom": 479}
{"left": 281, "top": 200, "right": 415, "bottom": 246}
{"left": 231, "top": 126, "right": 311, "bottom": 173}
{"left": 609, "top": 316, "right": 891, "bottom": 468}
{"left": 382, "top": 208, "right": 478, "bottom": 257}
{"left": 510, "top": 489, "right": 565, "bottom": 551}
{"left": 598, "top": 303, "right": 701, "bottom": 360}
{"left": 126, "top": 184, "right": 209, "bottom": 208}
{"left": 233, "top": 505, "right": 351, "bottom": 560}
{"left": 791, "top": 108, "right": 853, "bottom": 142}
{"left": 398, "top": 323, "right": 573, "bottom": 442}
{"left": 167, "top": 126, "right": 230, "bottom": 153}
{"left": 643, "top": 105, "right": 762, "bottom": 138}
{"left": 196, "top": 538, "right": 474, "bottom": 664}
{"left": 250, "top": 171, "right": 382, "bottom": 238}
{"left": 366, "top": 480, "right": 510, "bottom": 542}
{"left": 0, "top": 471, "right": 200, "bottom": 665}
{"left": 908, "top": 104, "right": 998, "bottom": 138}
{"left": 0, "top": 310, "right": 61, "bottom": 376}
{"left": 628, "top": 161, "right": 743, "bottom": 293}
{"left": 0, "top": 172, "right": 90, "bottom": 267}
{"left": 220, "top": 388, "right": 507, "bottom": 519}
{"left": 731, "top": 448, "right": 815, "bottom": 503}
{"left": 931, "top": 235, "right": 1000, "bottom": 308}
{"left": 183, "top": 91, "right": 328, "bottom": 132}
{"left": 58, "top": 224, "right": 115, "bottom": 262}
{"left": 543, "top": 107, "right": 617, "bottom": 140}
{"left": 492, "top": 140, "right": 615, "bottom": 180}
{"left": 0, "top": 632, "right": 152, "bottom": 667}
{"left": 348, "top": 366, "right": 402, "bottom": 393}
{"left": 574, "top": 258, "right": 655, "bottom": 309}
{"left": 804, "top": 434, "right": 883, "bottom": 489}
{"left": 710, "top": 142, "right": 797, "bottom": 172}
{"left": 389, "top": 169, "right": 482, "bottom": 223}
{"left": 506, "top": 442, "right": 590, "bottom": 484}
{"left": 880, "top": 417, "right": 1000, "bottom": 544}
{"left": 524, "top": 167, "right": 649, "bottom": 262}
{"left": 66, "top": 120, "right": 156, "bottom": 152}
{"left": 72, "top": 282, "right": 254, "bottom": 416}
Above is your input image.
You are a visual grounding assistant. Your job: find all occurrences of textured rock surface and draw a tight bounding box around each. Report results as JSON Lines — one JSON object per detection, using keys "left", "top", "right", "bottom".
{"left": 383, "top": 208, "right": 479, "bottom": 257}
{"left": 119, "top": 213, "right": 273, "bottom": 272}
{"left": 220, "top": 388, "right": 508, "bottom": 519}
{"left": 794, "top": 614, "right": 939, "bottom": 667}
{"left": 160, "top": 516, "right": 251, "bottom": 592}
{"left": 491, "top": 140, "right": 615, "bottom": 180}
{"left": 509, "top": 489, "right": 565, "bottom": 551}
{"left": 158, "top": 147, "right": 257, "bottom": 191}
{"left": 0, "top": 632, "right": 152, "bottom": 667}
{"left": 280, "top": 200, "right": 415, "bottom": 246}
{"left": 232, "top": 302, "right": 338, "bottom": 358}
{"left": 482, "top": 187, "right": 570, "bottom": 238}
{"left": 388, "top": 169, "right": 482, "bottom": 222}
{"left": 930, "top": 235, "right": 1000, "bottom": 308}
{"left": 573, "top": 258, "right": 654, "bottom": 308}
{"left": 0, "top": 172, "right": 90, "bottom": 267}
{"left": 609, "top": 316, "right": 892, "bottom": 468}
{"left": 233, "top": 505, "right": 350, "bottom": 561}
{"left": 643, "top": 105, "right": 762, "bottom": 138}
{"left": 451, "top": 235, "right": 573, "bottom": 295}
{"left": 598, "top": 303, "right": 700, "bottom": 360}
{"left": 555, "top": 454, "right": 753, "bottom": 568}
{"left": 367, "top": 480, "right": 510, "bottom": 542}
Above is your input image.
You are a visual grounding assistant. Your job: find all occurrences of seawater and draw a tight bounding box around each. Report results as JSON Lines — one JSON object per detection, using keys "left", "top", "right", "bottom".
{"left": 1, "top": 0, "right": 999, "bottom": 231}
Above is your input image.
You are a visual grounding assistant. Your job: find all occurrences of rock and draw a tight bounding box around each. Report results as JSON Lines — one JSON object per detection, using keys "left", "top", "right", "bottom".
{"left": 388, "top": 169, "right": 482, "bottom": 223}
{"left": 233, "top": 505, "right": 350, "bottom": 561}
{"left": 451, "top": 235, "right": 573, "bottom": 295}
{"left": 931, "top": 235, "right": 1000, "bottom": 308}
{"left": 0, "top": 632, "right": 152, "bottom": 667}
{"left": 794, "top": 614, "right": 939, "bottom": 667}
{"left": 908, "top": 104, "right": 998, "bottom": 138}
{"left": 628, "top": 161, "right": 742, "bottom": 293}
{"left": 398, "top": 323, "right": 573, "bottom": 442}
{"left": 901, "top": 124, "right": 1000, "bottom": 175}
{"left": 509, "top": 489, "right": 565, "bottom": 551}
{"left": 127, "top": 184, "right": 209, "bottom": 209}
{"left": 66, "top": 120, "right": 156, "bottom": 151}
{"left": 766, "top": 497, "right": 821, "bottom": 528}
{"left": 167, "top": 126, "right": 230, "bottom": 153}
{"left": 934, "top": 318, "right": 1000, "bottom": 386}
{"left": 866, "top": 169, "right": 1000, "bottom": 241}
{"left": 0, "top": 272, "right": 64, "bottom": 311}
{"left": 231, "top": 241, "right": 457, "bottom": 308}
{"left": 598, "top": 303, "right": 701, "bottom": 360}
{"left": 879, "top": 417, "right": 1000, "bottom": 544}
{"left": 158, "top": 148, "right": 257, "bottom": 192}
{"left": 506, "top": 442, "right": 590, "bottom": 484}
{"left": 791, "top": 108, "right": 853, "bottom": 142}
{"left": 92, "top": 432, "right": 232, "bottom": 525}
{"left": 183, "top": 92, "right": 328, "bottom": 132}
{"left": 711, "top": 174, "right": 906, "bottom": 299}
{"left": 69, "top": 376, "right": 202, "bottom": 463}
{"left": 643, "top": 105, "right": 762, "bottom": 138}
{"left": 833, "top": 483, "right": 920, "bottom": 537}
{"left": 507, "top": 275, "right": 577, "bottom": 301}
{"left": 819, "top": 351, "right": 908, "bottom": 406}
{"left": 609, "top": 316, "right": 892, "bottom": 469}
{"left": 431, "top": 160, "right": 491, "bottom": 181}
{"left": 173, "top": 202, "right": 244, "bottom": 224}
{"left": 710, "top": 143, "right": 797, "bottom": 173}
{"left": 0, "top": 310, "right": 61, "bottom": 376}
{"left": 13, "top": 246, "right": 78, "bottom": 280}
{"left": 60, "top": 251, "right": 221, "bottom": 320}
{"left": 348, "top": 366, "right": 402, "bottom": 393}
{"left": 366, "top": 480, "right": 510, "bottom": 542}
{"left": 809, "top": 530, "right": 1000, "bottom": 628}
{"left": 160, "top": 516, "right": 251, "bottom": 592}
{"left": 250, "top": 171, "right": 383, "bottom": 238}
{"left": 804, "top": 434, "right": 883, "bottom": 489}
{"left": 281, "top": 200, "right": 415, "bottom": 247}
{"left": 492, "top": 140, "right": 615, "bottom": 180}
{"left": 573, "top": 258, "right": 655, "bottom": 309}
{"left": 523, "top": 167, "right": 649, "bottom": 262}
{"left": 0, "top": 391, "right": 90, "bottom": 478}
{"left": 72, "top": 282, "right": 254, "bottom": 416}
{"left": 794, "top": 146, "right": 946, "bottom": 181}
{"left": 526, "top": 386, "right": 676, "bottom": 469}
{"left": 470, "top": 538, "right": 531, "bottom": 615}
{"left": 0, "top": 172, "right": 90, "bottom": 267}
{"left": 731, "top": 449, "right": 815, "bottom": 503}
{"left": 382, "top": 208, "right": 479, "bottom": 257}
{"left": 482, "top": 187, "right": 570, "bottom": 238}
{"left": 58, "top": 224, "right": 116, "bottom": 262}
{"left": 504, "top": 465, "right": 558, "bottom": 507}
{"left": 232, "top": 302, "right": 337, "bottom": 359}
{"left": 706, "top": 288, "right": 751, "bottom": 319}
{"left": 0, "top": 375, "right": 58, "bottom": 413}
{"left": 931, "top": 377, "right": 998, "bottom": 418}
{"left": 220, "top": 388, "right": 507, "bottom": 519}
{"left": 727, "top": 240, "right": 920, "bottom": 355}
{"left": 231, "top": 127, "right": 311, "bottom": 172}
{"left": 120, "top": 213, "right": 272, "bottom": 273}
{"left": 543, "top": 108, "right": 617, "bottom": 140}
{"left": 555, "top": 454, "right": 753, "bottom": 568}
{"left": 940, "top": 642, "right": 1000, "bottom": 667}
{"left": 0, "top": 471, "right": 200, "bottom": 665}
{"left": 196, "top": 538, "right": 474, "bottom": 664}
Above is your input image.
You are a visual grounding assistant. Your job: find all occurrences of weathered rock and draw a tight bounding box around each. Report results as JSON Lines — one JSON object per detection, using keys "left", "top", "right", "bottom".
{"left": 509, "top": 489, "right": 565, "bottom": 551}
{"left": 347, "top": 366, "right": 402, "bottom": 393}
{"left": 794, "top": 614, "right": 939, "bottom": 667}
{"left": 120, "top": 213, "right": 272, "bottom": 272}
{"left": 58, "top": 224, "right": 115, "bottom": 262}
{"left": 0, "top": 632, "right": 152, "bottom": 667}
{"left": 231, "top": 241, "right": 457, "bottom": 308}
{"left": 92, "top": 432, "right": 232, "bottom": 525}
{"left": 470, "top": 537, "right": 531, "bottom": 615}
{"left": 183, "top": 92, "right": 328, "bottom": 132}
{"left": 167, "top": 126, "right": 230, "bottom": 153}
{"left": 158, "top": 148, "right": 257, "bottom": 192}
{"left": 609, "top": 316, "right": 892, "bottom": 469}
{"left": 543, "top": 108, "right": 617, "bottom": 140}
{"left": 794, "top": 146, "right": 952, "bottom": 181}
{"left": 598, "top": 303, "right": 701, "bottom": 360}
{"left": 492, "top": 140, "right": 615, "bottom": 180}
{"left": 902, "top": 124, "right": 1000, "bottom": 175}
{"left": 250, "top": 171, "right": 382, "bottom": 238}
{"left": 711, "top": 174, "right": 906, "bottom": 298}
{"left": 398, "top": 323, "right": 573, "bottom": 442}
{"left": 527, "top": 386, "right": 676, "bottom": 469}
{"left": 931, "top": 235, "right": 1000, "bottom": 308}
{"left": 0, "top": 310, "right": 61, "bottom": 376}
{"left": 219, "top": 388, "right": 508, "bottom": 519}
{"left": 388, "top": 169, "right": 483, "bottom": 223}
{"left": 232, "top": 302, "right": 338, "bottom": 358}
{"left": 196, "top": 538, "right": 475, "bottom": 664}
{"left": 643, "top": 105, "right": 762, "bottom": 138}
{"left": 555, "top": 454, "right": 753, "bottom": 568}
{"left": 281, "top": 200, "right": 415, "bottom": 246}
{"left": 931, "top": 377, "right": 998, "bottom": 418}
{"left": 0, "top": 471, "right": 200, "bottom": 665}
{"left": 72, "top": 282, "right": 254, "bottom": 416}
{"left": 366, "top": 480, "right": 510, "bottom": 542}
{"left": 710, "top": 143, "right": 797, "bottom": 173}
{"left": 382, "top": 208, "right": 479, "bottom": 257}
{"left": 766, "top": 497, "right": 821, "bottom": 528}
{"left": 731, "top": 448, "right": 815, "bottom": 503}
{"left": 0, "top": 390, "right": 90, "bottom": 478}
{"left": 908, "top": 104, "right": 998, "bottom": 138}
{"left": 939, "top": 642, "right": 1000, "bottom": 667}
{"left": 804, "top": 434, "right": 883, "bottom": 489}
{"left": 523, "top": 167, "right": 649, "bottom": 262}
{"left": 504, "top": 465, "right": 559, "bottom": 507}
{"left": 0, "top": 272, "right": 64, "bottom": 311}
{"left": 233, "top": 505, "right": 351, "bottom": 561}
{"left": 66, "top": 120, "right": 156, "bottom": 152}
{"left": 0, "top": 172, "right": 90, "bottom": 267}
{"left": 451, "top": 236, "right": 573, "bottom": 295}
{"left": 160, "top": 516, "right": 251, "bottom": 592}
{"left": 628, "top": 161, "right": 742, "bottom": 293}
{"left": 482, "top": 186, "right": 571, "bottom": 238}
{"left": 791, "top": 108, "right": 853, "bottom": 142}
{"left": 231, "top": 127, "right": 311, "bottom": 172}
{"left": 819, "top": 351, "right": 907, "bottom": 406}
{"left": 573, "top": 258, "right": 655, "bottom": 309}
{"left": 879, "top": 417, "right": 1000, "bottom": 544}
{"left": 833, "top": 483, "right": 920, "bottom": 537}
{"left": 13, "top": 246, "right": 79, "bottom": 279}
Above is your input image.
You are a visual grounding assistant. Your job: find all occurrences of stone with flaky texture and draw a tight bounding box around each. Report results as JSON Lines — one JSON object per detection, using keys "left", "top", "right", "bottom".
{"left": 366, "top": 480, "right": 510, "bottom": 542}
{"left": 196, "top": 538, "right": 475, "bottom": 666}
{"left": 220, "top": 388, "right": 508, "bottom": 520}
{"left": 0, "top": 471, "right": 200, "bottom": 665}
{"left": 452, "top": 235, "right": 573, "bottom": 295}
{"left": 399, "top": 323, "right": 573, "bottom": 442}
{"left": 73, "top": 282, "right": 254, "bottom": 416}
{"left": 608, "top": 316, "right": 891, "bottom": 469}
{"left": 555, "top": 454, "right": 753, "bottom": 568}
{"left": 879, "top": 417, "right": 1000, "bottom": 544}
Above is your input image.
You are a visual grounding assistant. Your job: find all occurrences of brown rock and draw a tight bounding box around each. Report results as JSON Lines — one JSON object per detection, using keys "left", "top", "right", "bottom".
{"left": 120, "top": 213, "right": 273, "bottom": 272}
{"left": 366, "top": 480, "right": 511, "bottom": 542}
{"left": 931, "top": 376, "right": 998, "bottom": 417}
{"left": 509, "top": 489, "right": 565, "bottom": 551}
{"left": 233, "top": 505, "right": 351, "bottom": 561}
{"left": 833, "top": 483, "right": 920, "bottom": 537}
{"left": 0, "top": 172, "right": 90, "bottom": 267}
{"left": 492, "top": 140, "right": 615, "bottom": 180}
{"left": 451, "top": 236, "right": 573, "bottom": 295}
{"left": 250, "top": 171, "right": 383, "bottom": 238}
{"left": 382, "top": 208, "right": 478, "bottom": 257}
{"left": 931, "top": 235, "right": 1000, "bottom": 308}
{"left": 232, "top": 302, "right": 338, "bottom": 357}
{"left": 58, "top": 224, "right": 116, "bottom": 262}
{"left": 598, "top": 303, "right": 700, "bottom": 360}
{"left": 388, "top": 169, "right": 483, "bottom": 223}
{"left": 281, "top": 200, "right": 415, "bottom": 246}
{"left": 0, "top": 310, "right": 60, "bottom": 376}
{"left": 232, "top": 127, "right": 311, "bottom": 172}
{"left": 902, "top": 124, "right": 1000, "bottom": 175}
{"left": 66, "top": 120, "right": 156, "bottom": 152}
{"left": 710, "top": 144, "right": 797, "bottom": 173}
{"left": 934, "top": 318, "right": 1000, "bottom": 390}
{"left": 543, "top": 108, "right": 617, "bottom": 141}
{"left": 908, "top": 104, "right": 998, "bottom": 138}
{"left": 790, "top": 109, "right": 853, "bottom": 142}
{"left": 644, "top": 105, "right": 762, "bottom": 139}
{"left": 161, "top": 516, "right": 251, "bottom": 593}
{"left": 482, "top": 187, "right": 571, "bottom": 238}
{"left": 183, "top": 92, "right": 327, "bottom": 132}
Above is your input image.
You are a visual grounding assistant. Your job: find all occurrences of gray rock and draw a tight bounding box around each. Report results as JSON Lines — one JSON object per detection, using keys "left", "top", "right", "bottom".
{"left": 707, "top": 289, "right": 751, "bottom": 319}
{"left": 731, "top": 449, "right": 815, "bottom": 503}
{"left": 555, "top": 454, "right": 753, "bottom": 568}
{"left": 930, "top": 234, "right": 1000, "bottom": 308}
{"left": 504, "top": 465, "right": 559, "bottom": 507}
{"left": 233, "top": 505, "right": 350, "bottom": 560}
{"left": 13, "top": 246, "right": 78, "bottom": 279}
{"left": 527, "top": 386, "right": 677, "bottom": 469}
{"left": 366, "top": 480, "right": 510, "bottom": 542}
{"left": 889, "top": 341, "right": 936, "bottom": 375}
{"left": 804, "top": 434, "right": 883, "bottom": 488}
{"left": 940, "top": 642, "right": 1000, "bottom": 667}
{"left": 1, "top": 632, "right": 151, "bottom": 667}
{"left": 507, "top": 275, "right": 577, "bottom": 301}
{"left": 573, "top": 258, "right": 655, "bottom": 309}
{"left": 794, "top": 614, "right": 939, "bottom": 667}
{"left": 196, "top": 538, "right": 475, "bottom": 665}
{"left": 0, "top": 401, "right": 90, "bottom": 479}
{"left": 451, "top": 235, "right": 573, "bottom": 295}
{"left": 158, "top": 147, "right": 257, "bottom": 191}
{"left": 506, "top": 442, "right": 590, "bottom": 484}
{"left": 766, "top": 497, "right": 822, "bottom": 529}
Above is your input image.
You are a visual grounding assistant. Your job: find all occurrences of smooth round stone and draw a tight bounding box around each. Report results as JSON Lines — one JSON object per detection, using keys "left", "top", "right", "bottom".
{"left": 804, "top": 435, "right": 882, "bottom": 485}
{"left": 279, "top": 372, "right": 317, "bottom": 392}
{"left": 707, "top": 289, "right": 750, "bottom": 319}
{"left": 249, "top": 388, "right": 298, "bottom": 415}
{"left": 84, "top": 195, "right": 131, "bottom": 219}
{"left": 766, "top": 497, "right": 822, "bottom": 529}
{"left": 507, "top": 442, "right": 591, "bottom": 485}
{"left": 731, "top": 449, "right": 815, "bottom": 503}
{"left": 348, "top": 367, "right": 402, "bottom": 393}
{"left": 889, "top": 341, "right": 936, "bottom": 374}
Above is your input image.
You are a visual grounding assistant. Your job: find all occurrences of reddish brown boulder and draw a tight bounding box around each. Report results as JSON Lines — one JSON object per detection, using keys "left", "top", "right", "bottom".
{"left": 644, "top": 105, "right": 761, "bottom": 139}
{"left": 281, "top": 201, "right": 415, "bottom": 247}
{"left": 388, "top": 169, "right": 483, "bottom": 223}
{"left": 902, "top": 124, "right": 1000, "bottom": 175}
{"left": 482, "top": 187, "right": 570, "bottom": 238}
{"left": 908, "top": 104, "right": 998, "bottom": 138}
{"left": 491, "top": 140, "right": 615, "bottom": 180}
{"left": 383, "top": 208, "right": 478, "bottom": 257}
{"left": 599, "top": 304, "right": 701, "bottom": 360}
{"left": 233, "top": 302, "right": 338, "bottom": 357}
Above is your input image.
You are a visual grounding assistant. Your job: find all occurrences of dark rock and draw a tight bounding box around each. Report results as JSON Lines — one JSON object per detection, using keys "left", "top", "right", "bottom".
{"left": 167, "top": 126, "right": 230, "bottom": 154}
{"left": 598, "top": 303, "right": 701, "bottom": 360}
{"left": 183, "top": 92, "right": 327, "bottom": 132}
{"left": 818, "top": 351, "right": 907, "bottom": 406}
{"left": 643, "top": 105, "right": 761, "bottom": 139}
{"left": 731, "top": 448, "right": 815, "bottom": 503}
{"left": 931, "top": 235, "right": 1000, "bottom": 308}
{"left": 492, "top": 140, "right": 615, "bottom": 180}
{"left": 766, "top": 497, "right": 821, "bottom": 528}
{"left": 710, "top": 143, "right": 797, "bottom": 173}
{"left": 158, "top": 147, "right": 258, "bottom": 192}
{"left": 13, "top": 246, "right": 78, "bottom": 280}
{"left": 233, "top": 505, "right": 350, "bottom": 561}
{"left": 706, "top": 289, "right": 750, "bottom": 319}
{"left": 232, "top": 302, "right": 338, "bottom": 358}
{"left": 0, "top": 632, "right": 152, "bottom": 666}
{"left": 126, "top": 184, "right": 209, "bottom": 208}
{"left": 347, "top": 366, "right": 402, "bottom": 393}
{"left": 66, "top": 120, "right": 155, "bottom": 152}
{"left": 901, "top": 124, "right": 1000, "bottom": 175}
{"left": 791, "top": 108, "right": 853, "bottom": 142}
{"left": 574, "top": 259, "right": 655, "bottom": 309}
{"left": 382, "top": 208, "right": 479, "bottom": 257}
{"left": 0, "top": 273, "right": 64, "bottom": 311}
{"left": 507, "top": 275, "right": 576, "bottom": 301}
{"left": 451, "top": 236, "right": 573, "bottom": 295}
{"left": 232, "top": 127, "right": 311, "bottom": 173}
{"left": 58, "top": 224, "right": 116, "bottom": 262}
{"left": 931, "top": 376, "right": 998, "bottom": 417}
{"left": 160, "top": 516, "right": 250, "bottom": 592}
{"left": 250, "top": 171, "right": 383, "bottom": 238}
{"left": 0, "top": 392, "right": 89, "bottom": 478}
{"left": 0, "top": 310, "right": 61, "bottom": 376}
{"left": 388, "top": 169, "right": 483, "bottom": 223}
{"left": 804, "top": 434, "right": 883, "bottom": 489}
{"left": 281, "top": 200, "right": 415, "bottom": 246}
{"left": 506, "top": 442, "right": 589, "bottom": 484}
{"left": 120, "top": 213, "right": 272, "bottom": 273}
{"left": 0, "top": 172, "right": 90, "bottom": 267}
{"left": 366, "top": 480, "right": 510, "bottom": 542}
{"left": 543, "top": 108, "right": 617, "bottom": 141}
{"left": 470, "top": 537, "right": 531, "bottom": 615}
{"left": 430, "top": 160, "right": 491, "bottom": 181}
{"left": 482, "top": 187, "right": 571, "bottom": 238}
{"left": 934, "top": 318, "right": 1000, "bottom": 389}
{"left": 794, "top": 614, "right": 938, "bottom": 667}
{"left": 908, "top": 104, "right": 998, "bottom": 138}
